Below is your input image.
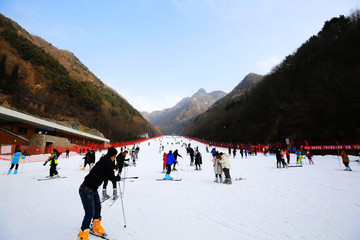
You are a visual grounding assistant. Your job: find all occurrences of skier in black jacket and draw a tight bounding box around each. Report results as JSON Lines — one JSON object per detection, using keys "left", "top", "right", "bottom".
{"left": 173, "top": 149, "right": 182, "bottom": 170}
{"left": 78, "top": 147, "right": 120, "bottom": 240}
{"left": 189, "top": 147, "right": 194, "bottom": 166}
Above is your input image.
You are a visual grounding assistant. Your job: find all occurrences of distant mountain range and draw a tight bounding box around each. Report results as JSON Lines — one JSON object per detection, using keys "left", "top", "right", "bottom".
{"left": 142, "top": 89, "right": 227, "bottom": 135}
{"left": 0, "top": 13, "right": 161, "bottom": 141}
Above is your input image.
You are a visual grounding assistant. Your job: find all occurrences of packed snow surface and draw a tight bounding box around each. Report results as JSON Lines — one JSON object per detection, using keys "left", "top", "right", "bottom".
{"left": 1, "top": 136, "right": 360, "bottom": 240}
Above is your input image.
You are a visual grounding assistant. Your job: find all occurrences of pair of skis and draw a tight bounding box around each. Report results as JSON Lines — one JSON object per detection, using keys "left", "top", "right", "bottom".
{"left": 156, "top": 178, "right": 182, "bottom": 181}
{"left": 90, "top": 230, "right": 113, "bottom": 240}
{"left": 37, "top": 176, "right": 66, "bottom": 181}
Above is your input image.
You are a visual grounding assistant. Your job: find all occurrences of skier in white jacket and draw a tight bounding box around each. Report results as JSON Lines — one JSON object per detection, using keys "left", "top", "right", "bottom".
{"left": 219, "top": 153, "right": 232, "bottom": 184}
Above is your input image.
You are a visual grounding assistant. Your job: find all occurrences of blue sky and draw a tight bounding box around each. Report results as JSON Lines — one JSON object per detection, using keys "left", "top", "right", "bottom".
{"left": 2, "top": 0, "right": 359, "bottom": 112}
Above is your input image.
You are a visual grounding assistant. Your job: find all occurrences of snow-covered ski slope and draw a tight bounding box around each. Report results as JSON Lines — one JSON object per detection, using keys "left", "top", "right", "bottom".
{"left": 1, "top": 136, "right": 360, "bottom": 240}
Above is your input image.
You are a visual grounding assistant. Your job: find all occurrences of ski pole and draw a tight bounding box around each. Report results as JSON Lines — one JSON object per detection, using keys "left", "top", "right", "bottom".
{"left": 3, "top": 162, "right": 11, "bottom": 175}
{"left": 122, "top": 166, "right": 128, "bottom": 197}
{"left": 20, "top": 156, "right": 26, "bottom": 173}
{"left": 336, "top": 141, "right": 342, "bottom": 170}
{"left": 118, "top": 181, "right": 127, "bottom": 228}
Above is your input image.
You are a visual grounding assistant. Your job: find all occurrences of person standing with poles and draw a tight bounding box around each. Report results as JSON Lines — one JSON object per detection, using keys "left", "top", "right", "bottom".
{"left": 340, "top": 148, "right": 352, "bottom": 171}
{"left": 43, "top": 149, "right": 60, "bottom": 177}
{"left": 173, "top": 149, "right": 182, "bottom": 171}
{"left": 77, "top": 147, "right": 121, "bottom": 240}
{"left": 8, "top": 149, "right": 25, "bottom": 174}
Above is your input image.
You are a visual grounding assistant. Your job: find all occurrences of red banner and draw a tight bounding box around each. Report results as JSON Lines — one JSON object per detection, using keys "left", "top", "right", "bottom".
{"left": 303, "top": 144, "right": 360, "bottom": 151}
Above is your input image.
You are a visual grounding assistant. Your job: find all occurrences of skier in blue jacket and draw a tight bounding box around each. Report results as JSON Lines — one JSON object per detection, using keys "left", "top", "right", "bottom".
{"left": 8, "top": 150, "right": 25, "bottom": 174}
{"left": 165, "top": 150, "right": 177, "bottom": 180}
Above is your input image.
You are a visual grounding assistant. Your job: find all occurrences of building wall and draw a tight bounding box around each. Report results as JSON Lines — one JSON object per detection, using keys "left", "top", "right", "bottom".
{"left": 0, "top": 123, "right": 35, "bottom": 145}
{"left": 29, "top": 134, "right": 72, "bottom": 147}
{"left": 0, "top": 123, "right": 105, "bottom": 147}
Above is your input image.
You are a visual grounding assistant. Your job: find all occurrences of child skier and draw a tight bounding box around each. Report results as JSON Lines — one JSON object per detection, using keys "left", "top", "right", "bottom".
{"left": 8, "top": 150, "right": 25, "bottom": 174}
{"left": 219, "top": 152, "right": 232, "bottom": 184}
{"left": 213, "top": 152, "right": 222, "bottom": 183}
{"left": 306, "top": 151, "right": 314, "bottom": 165}
{"left": 43, "top": 149, "right": 60, "bottom": 177}
{"left": 78, "top": 147, "right": 120, "bottom": 240}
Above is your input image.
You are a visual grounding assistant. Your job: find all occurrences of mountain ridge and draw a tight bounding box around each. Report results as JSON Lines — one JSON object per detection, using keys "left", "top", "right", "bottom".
{"left": 142, "top": 89, "right": 227, "bottom": 135}
{"left": 0, "top": 13, "right": 161, "bottom": 141}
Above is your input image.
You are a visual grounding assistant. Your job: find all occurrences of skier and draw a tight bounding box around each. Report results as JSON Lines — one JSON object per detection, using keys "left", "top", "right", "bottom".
{"left": 130, "top": 148, "right": 136, "bottom": 166}
{"left": 194, "top": 149, "right": 202, "bottom": 170}
{"left": 286, "top": 148, "right": 290, "bottom": 164}
{"left": 240, "top": 148, "right": 244, "bottom": 158}
{"left": 116, "top": 150, "right": 129, "bottom": 175}
{"left": 219, "top": 152, "right": 232, "bottom": 184}
{"left": 66, "top": 148, "right": 70, "bottom": 158}
{"left": 43, "top": 149, "right": 60, "bottom": 177}
{"left": 8, "top": 149, "right": 25, "bottom": 174}
{"left": 162, "top": 152, "right": 167, "bottom": 173}
{"left": 173, "top": 149, "right": 182, "bottom": 171}
{"left": 275, "top": 148, "right": 282, "bottom": 168}
{"left": 306, "top": 151, "right": 314, "bottom": 165}
{"left": 211, "top": 148, "right": 217, "bottom": 157}
{"left": 165, "top": 150, "right": 177, "bottom": 180}
{"left": 81, "top": 149, "right": 91, "bottom": 170}
{"left": 189, "top": 146, "right": 194, "bottom": 166}
{"left": 340, "top": 148, "right": 351, "bottom": 171}
{"left": 213, "top": 152, "right": 222, "bottom": 183}
{"left": 232, "top": 148, "right": 237, "bottom": 159}
{"left": 77, "top": 147, "right": 120, "bottom": 240}
{"left": 280, "top": 148, "right": 288, "bottom": 168}
{"left": 90, "top": 148, "right": 96, "bottom": 169}
{"left": 135, "top": 145, "right": 140, "bottom": 159}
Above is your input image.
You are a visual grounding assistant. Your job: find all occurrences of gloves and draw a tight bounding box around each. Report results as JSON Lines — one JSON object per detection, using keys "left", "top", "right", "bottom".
{"left": 43, "top": 162, "right": 47, "bottom": 166}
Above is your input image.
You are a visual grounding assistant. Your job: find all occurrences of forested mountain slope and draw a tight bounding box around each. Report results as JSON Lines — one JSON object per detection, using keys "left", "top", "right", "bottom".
{"left": 0, "top": 13, "right": 160, "bottom": 141}
{"left": 185, "top": 12, "right": 360, "bottom": 144}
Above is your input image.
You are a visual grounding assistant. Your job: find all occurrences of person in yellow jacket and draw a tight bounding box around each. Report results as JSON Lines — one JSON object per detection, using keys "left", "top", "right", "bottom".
{"left": 43, "top": 149, "right": 60, "bottom": 177}
{"left": 8, "top": 150, "right": 25, "bottom": 174}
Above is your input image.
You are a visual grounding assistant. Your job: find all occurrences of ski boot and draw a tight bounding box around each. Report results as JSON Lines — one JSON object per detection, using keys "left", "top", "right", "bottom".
{"left": 226, "top": 178, "right": 232, "bottom": 185}
{"left": 113, "top": 188, "right": 118, "bottom": 200}
{"left": 219, "top": 177, "right": 223, "bottom": 183}
{"left": 165, "top": 174, "right": 173, "bottom": 180}
{"left": 102, "top": 189, "right": 110, "bottom": 200}
{"left": 14, "top": 170, "right": 18, "bottom": 174}
{"left": 214, "top": 177, "right": 218, "bottom": 183}
{"left": 7, "top": 169, "right": 11, "bottom": 174}
{"left": 77, "top": 229, "right": 90, "bottom": 240}
{"left": 223, "top": 178, "right": 228, "bottom": 184}
{"left": 81, "top": 167, "right": 85, "bottom": 170}
{"left": 91, "top": 219, "right": 106, "bottom": 237}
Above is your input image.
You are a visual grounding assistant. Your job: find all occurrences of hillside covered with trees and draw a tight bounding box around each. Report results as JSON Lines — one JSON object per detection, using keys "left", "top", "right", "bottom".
{"left": 0, "top": 14, "right": 161, "bottom": 141}
{"left": 185, "top": 11, "right": 360, "bottom": 144}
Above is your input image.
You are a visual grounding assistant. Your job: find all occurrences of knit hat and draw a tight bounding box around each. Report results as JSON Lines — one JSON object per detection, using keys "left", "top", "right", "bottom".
{"left": 107, "top": 147, "right": 118, "bottom": 157}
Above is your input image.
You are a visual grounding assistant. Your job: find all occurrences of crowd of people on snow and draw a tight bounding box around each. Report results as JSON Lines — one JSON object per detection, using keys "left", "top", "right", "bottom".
{"left": 3, "top": 137, "right": 357, "bottom": 240}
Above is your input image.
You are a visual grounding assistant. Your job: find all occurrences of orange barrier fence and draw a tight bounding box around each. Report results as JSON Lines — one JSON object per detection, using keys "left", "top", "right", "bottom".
{"left": 0, "top": 135, "right": 163, "bottom": 160}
